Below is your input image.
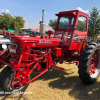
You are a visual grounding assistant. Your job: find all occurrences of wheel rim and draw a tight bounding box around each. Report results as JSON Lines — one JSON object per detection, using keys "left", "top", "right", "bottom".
{"left": 9, "top": 77, "right": 25, "bottom": 92}
{"left": 89, "top": 50, "right": 100, "bottom": 78}
{"left": 11, "top": 78, "right": 23, "bottom": 89}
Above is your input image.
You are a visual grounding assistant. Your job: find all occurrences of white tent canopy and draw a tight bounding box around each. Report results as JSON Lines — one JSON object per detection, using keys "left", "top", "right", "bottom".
{"left": 22, "top": 24, "right": 54, "bottom": 32}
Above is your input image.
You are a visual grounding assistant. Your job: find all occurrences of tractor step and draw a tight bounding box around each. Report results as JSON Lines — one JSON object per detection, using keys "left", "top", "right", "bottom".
{"left": 51, "top": 65, "right": 65, "bottom": 71}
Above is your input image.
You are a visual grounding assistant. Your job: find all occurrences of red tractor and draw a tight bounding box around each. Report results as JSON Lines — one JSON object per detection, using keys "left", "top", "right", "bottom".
{"left": 3, "top": 32, "right": 15, "bottom": 39}
{"left": 0, "top": 10, "right": 100, "bottom": 92}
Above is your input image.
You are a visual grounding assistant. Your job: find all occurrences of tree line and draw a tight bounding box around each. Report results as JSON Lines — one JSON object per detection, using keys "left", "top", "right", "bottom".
{"left": 48, "top": 7, "right": 100, "bottom": 38}
{"left": 0, "top": 12, "right": 25, "bottom": 33}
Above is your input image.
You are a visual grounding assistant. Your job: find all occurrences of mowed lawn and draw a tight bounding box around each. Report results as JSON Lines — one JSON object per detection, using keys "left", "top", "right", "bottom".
{"left": 0, "top": 62, "right": 100, "bottom": 100}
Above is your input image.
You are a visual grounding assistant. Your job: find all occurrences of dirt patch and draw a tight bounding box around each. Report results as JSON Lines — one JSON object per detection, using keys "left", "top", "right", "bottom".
{"left": 0, "top": 62, "right": 100, "bottom": 100}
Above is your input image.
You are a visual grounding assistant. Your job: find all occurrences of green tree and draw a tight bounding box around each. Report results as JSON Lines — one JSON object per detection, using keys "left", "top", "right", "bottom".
{"left": 0, "top": 12, "right": 13, "bottom": 30}
{"left": 0, "top": 13, "right": 25, "bottom": 33}
{"left": 58, "top": 21, "right": 68, "bottom": 29}
{"left": 13, "top": 16, "right": 25, "bottom": 33}
{"left": 48, "top": 19, "right": 57, "bottom": 27}
{"left": 0, "top": 14, "right": 3, "bottom": 29}
{"left": 88, "top": 7, "right": 100, "bottom": 38}
{"left": 14, "top": 16, "right": 25, "bottom": 28}
{"left": 14, "top": 22, "right": 22, "bottom": 34}
{"left": 77, "top": 20, "right": 86, "bottom": 32}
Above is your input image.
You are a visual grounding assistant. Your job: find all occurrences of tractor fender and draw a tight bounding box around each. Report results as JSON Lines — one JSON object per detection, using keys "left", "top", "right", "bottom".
{"left": 76, "top": 41, "right": 88, "bottom": 53}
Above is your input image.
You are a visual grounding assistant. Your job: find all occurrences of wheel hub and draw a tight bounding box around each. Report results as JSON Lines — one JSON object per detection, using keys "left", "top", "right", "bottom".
{"left": 11, "top": 78, "right": 23, "bottom": 89}
{"left": 89, "top": 51, "right": 99, "bottom": 75}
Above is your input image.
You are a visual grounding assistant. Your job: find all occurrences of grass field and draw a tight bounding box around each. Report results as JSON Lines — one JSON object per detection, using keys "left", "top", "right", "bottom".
{"left": 0, "top": 62, "right": 100, "bottom": 100}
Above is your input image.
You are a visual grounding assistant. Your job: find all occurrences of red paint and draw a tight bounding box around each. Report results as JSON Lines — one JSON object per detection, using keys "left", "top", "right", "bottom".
{"left": 0, "top": 10, "right": 90, "bottom": 89}
{"left": 89, "top": 51, "right": 98, "bottom": 75}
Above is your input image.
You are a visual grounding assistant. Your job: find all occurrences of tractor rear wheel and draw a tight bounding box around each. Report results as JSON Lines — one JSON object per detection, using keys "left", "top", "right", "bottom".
{"left": 78, "top": 41, "right": 100, "bottom": 84}
{"left": 2, "top": 68, "right": 30, "bottom": 92}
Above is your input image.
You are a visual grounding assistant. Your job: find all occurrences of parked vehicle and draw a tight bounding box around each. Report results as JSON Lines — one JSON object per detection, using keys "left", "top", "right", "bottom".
{"left": 0, "top": 10, "right": 99, "bottom": 93}
{"left": 0, "top": 35, "right": 10, "bottom": 51}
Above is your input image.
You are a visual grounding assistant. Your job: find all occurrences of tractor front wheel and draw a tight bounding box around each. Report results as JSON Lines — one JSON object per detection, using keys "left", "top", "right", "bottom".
{"left": 78, "top": 42, "right": 100, "bottom": 84}
{"left": 2, "top": 68, "right": 30, "bottom": 92}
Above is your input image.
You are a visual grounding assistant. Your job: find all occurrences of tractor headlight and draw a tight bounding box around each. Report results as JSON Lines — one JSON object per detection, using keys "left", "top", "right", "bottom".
{"left": 2, "top": 44, "right": 7, "bottom": 50}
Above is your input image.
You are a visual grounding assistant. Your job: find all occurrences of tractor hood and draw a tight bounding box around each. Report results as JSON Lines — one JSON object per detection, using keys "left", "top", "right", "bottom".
{"left": 11, "top": 35, "right": 64, "bottom": 47}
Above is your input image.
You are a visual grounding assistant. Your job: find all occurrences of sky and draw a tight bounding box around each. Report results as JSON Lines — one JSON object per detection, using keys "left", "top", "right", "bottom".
{"left": 0, "top": 0, "right": 100, "bottom": 28}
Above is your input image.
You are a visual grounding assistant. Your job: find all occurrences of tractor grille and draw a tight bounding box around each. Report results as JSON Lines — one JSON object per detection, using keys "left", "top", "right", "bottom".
{"left": 11, "top": 42, "right": 23, "bottom": 60}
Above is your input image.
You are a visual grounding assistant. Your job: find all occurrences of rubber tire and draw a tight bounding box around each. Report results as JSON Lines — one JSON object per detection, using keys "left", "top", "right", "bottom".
{"left": 78, "top": 41, "right": 100, "bottom": 84}
{"left": 0, "top": 66, "right": 11, "bottom": 88}
{"left": 2, "top": 69, "right": 30, "bottom": 92}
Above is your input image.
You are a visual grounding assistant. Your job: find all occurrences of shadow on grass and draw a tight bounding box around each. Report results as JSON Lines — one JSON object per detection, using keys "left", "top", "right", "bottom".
{"left": 30, "top": 67, "right": 100, "bottom": 99}
{"left": 30, "top": 68, "right": 74, "bottom": 81}
{"left": 48, "top": 75, "right": 100, "bottom": 100}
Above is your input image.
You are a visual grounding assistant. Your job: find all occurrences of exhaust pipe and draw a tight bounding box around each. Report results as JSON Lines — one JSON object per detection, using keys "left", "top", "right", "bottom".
{"left": 40, "top": 9, "right": 45, "bottom": 38}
